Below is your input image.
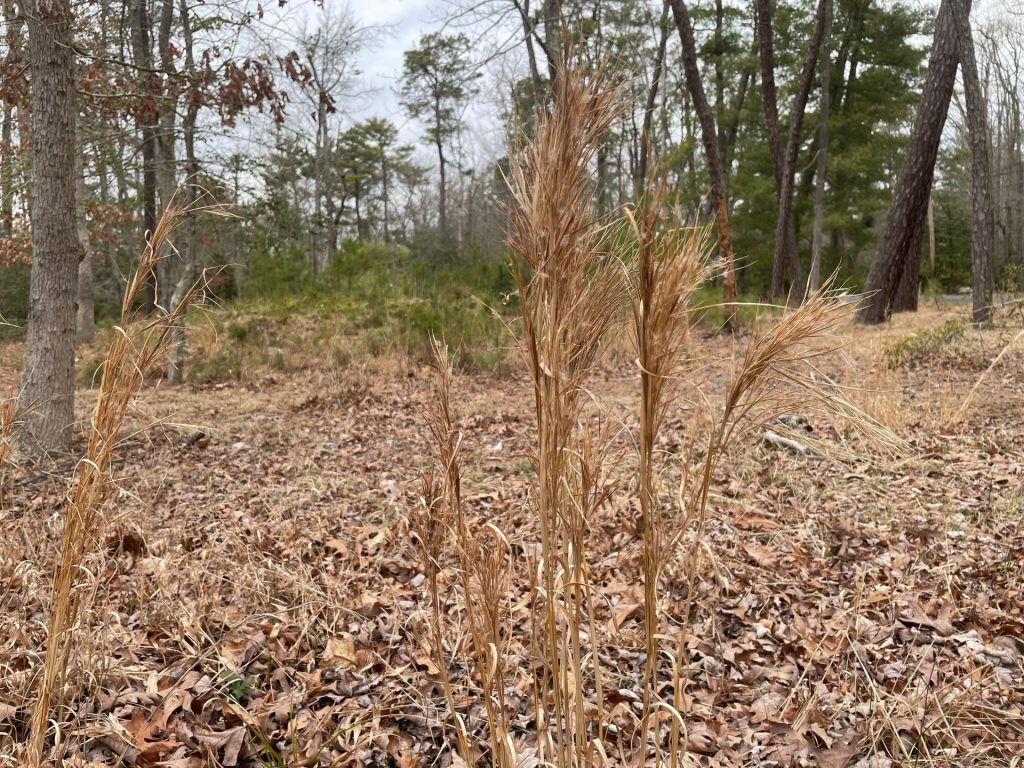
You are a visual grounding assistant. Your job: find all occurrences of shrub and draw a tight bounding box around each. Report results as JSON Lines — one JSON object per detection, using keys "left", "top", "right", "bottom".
{"left": 245, "top": 244, "right": 312, "bottom": 298}
{"left": 885, "top": 318, "right": 967, "bottom": 368}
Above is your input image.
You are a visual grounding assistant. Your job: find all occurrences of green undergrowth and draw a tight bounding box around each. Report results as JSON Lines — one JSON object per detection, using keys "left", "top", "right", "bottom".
{"left": 71, "top": 243, "right": 801, "bottom": 386}
{"left": 182, "top": 241, "right": 516, "bottom": 383}
{"left": 885, "top": 318, "right": 971, "bottom": 369}
{"left": 690, "top": 284, "right": 782, "bottom": 329}
{"left": 182, "top": 294, "right": 511, "bottom": 385}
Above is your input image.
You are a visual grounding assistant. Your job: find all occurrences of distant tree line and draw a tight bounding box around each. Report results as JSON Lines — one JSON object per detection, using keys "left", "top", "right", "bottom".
{"left": 2, "top": 0, "right": 1024, "bottom": 454}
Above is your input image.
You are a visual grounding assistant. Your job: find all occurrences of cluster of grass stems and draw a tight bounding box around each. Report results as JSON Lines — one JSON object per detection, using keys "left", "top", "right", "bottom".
{"left": 415, "top": 61, "right": 903, "bottom": 767}
{"left": 23, "top": 199, "right": 220, "bottom": 767}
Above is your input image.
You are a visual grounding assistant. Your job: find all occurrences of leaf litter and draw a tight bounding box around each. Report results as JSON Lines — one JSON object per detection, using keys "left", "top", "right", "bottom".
{"left": 0, "top": 308, "right": 1022, "bottom": 767}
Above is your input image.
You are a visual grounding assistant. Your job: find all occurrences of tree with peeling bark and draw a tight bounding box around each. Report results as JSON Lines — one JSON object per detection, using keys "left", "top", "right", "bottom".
{"left": 18, "top": 0, "right": 80, "bottom": 457}
{"left": 857, "top": 0, "right": 966, "bottom": 324}
{"left": 668, "top": 0, "right": 737, "bottom": 330}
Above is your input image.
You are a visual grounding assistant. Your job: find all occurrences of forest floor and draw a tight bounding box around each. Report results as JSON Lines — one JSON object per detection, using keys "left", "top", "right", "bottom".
{"left": 1, "top": 302, "right": 1023, "bottom": 767}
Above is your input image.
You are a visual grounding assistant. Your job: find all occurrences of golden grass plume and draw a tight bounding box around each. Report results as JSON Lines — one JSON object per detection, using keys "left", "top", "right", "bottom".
{"left": 26, "top": 197, "right": 227, "bottom": 767}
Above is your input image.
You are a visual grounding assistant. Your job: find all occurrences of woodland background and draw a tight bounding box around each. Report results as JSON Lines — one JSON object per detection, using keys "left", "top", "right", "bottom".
{"left": 2, "top": 1, "right": 1024, "bottom": 767}
{"left": 1, "top": 0, "right": 1023, "bottom": 361}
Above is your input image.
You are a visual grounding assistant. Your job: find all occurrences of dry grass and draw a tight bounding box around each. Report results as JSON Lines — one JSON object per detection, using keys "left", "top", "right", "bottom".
{"left": 24, "top": 200, "right": 222, "bottom": 767}
{"left": 505, "top": 57, "right": 626, "bottom": 768}
{"left": 0, "top": 395, "right": 15, "bottom": 502}
{"left": 412, "top": 60, "right": 922, "bottom": 768}
{"left": 626, "top": 188, "right": 712, "bottom": 752}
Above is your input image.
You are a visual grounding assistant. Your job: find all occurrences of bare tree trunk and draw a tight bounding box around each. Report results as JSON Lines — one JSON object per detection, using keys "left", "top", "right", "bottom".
{"left": 76, "top": 153, "right": 94, "bottom": 342}
{"left": 0, "top": 0, "right": 15, "bottom": 241}
{"left": 756, "top": 0, "right": 802, "bottom": 299}
{"left": 313, "top": 100, "right": 329, "bottom": 274}
{"left": 669, "top": 0, "right": 737, "bottom": 330}
{"left": 434, "top": 94, "right": 449, "bottom": 245}
{"left": 809, "top": 0, "right": 833, "bottom": 294}
{"left": 167, "top": 0, "right": 198, "bottom": 384}
{"left": 155, "top": 0, "right": 177, "bottom": 307}
{"left": 713, "top": 0, "right": 725, "bottom": 160}
{"left": 542, "top": 0, "right": 562, "bottom": 88}
{"left": 857, "top": 0, "right": 965, "bottom": 323}
{"left": 18, "top": 0, "right": 80, "bottom": 457}
{"left": 7, "top": 0, "right": 29, "bottom": 217}
{"left": 721, "top": 66, "right": 751, "bottom": 174}
{"left": 513, "top": 0, "right": 545, "bottom": 111}
{"left": 155, "top": 0, "right": 176, "bottom": 214}
{"left": 763, "top": 0, "right": 829, "bottom": 302}
{"left": 636, "top": 0, "right": 670, "bottom": 193}
{"left": 892, "top": 228, "right": 923, "bottom": 311}
{"left": 954, "top": 0, "right": 994, "bottom": 322}
{"left": 131, "top": 0, "right": 158, "bottom": 312}
{"left": 927, "top": 195, "right": 936, "bottom": 279}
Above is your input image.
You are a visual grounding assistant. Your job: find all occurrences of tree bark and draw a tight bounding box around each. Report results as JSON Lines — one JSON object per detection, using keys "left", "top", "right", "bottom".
{"left": 167, "top": 0, "right": 198, "bottom": 384}
{"left": 6, "top": 0, "right": 29, "bottom": 219}
{"left": 760, "top": 0, "right": 829, "bottom": 301}
{"left": 131, "top": 0, "right": 158, "bottom": 311}
{"left": 513, "top": 0, "right": 545, "bottom": 112}
{"left": 954, "top": 0, "right": 994, "bottom": 322}
{"left": 857, "top": 0, "right": 965, "bottom": 323}
{"left": 636, "top": 0, "right": 670, "bottom": 194}
{"left": 755, "top": 0, "right": 802, "bottom": 299}
{"left": 312, "top": 100, "right": 329, "bottom": 274}
{"left": 18, "top": 0, "right": 80, "bottom": 457}
{"left": 809, "top": 0, "right": 833, "bottom": 294}
{"left": 434, "top": 95, "right": 449, "bottom": 245}
{"left": 669, "top": 0, "right": 737, "bottom": 330}
{"left": 542, "top": 0, "right": 562, "bottom": 89}
{"left": 76, "top": 154, "right": 94, "bottom": 342}
{"left": 0, "top": 0, "right": 15, "bottom": 240}
{"left": 927, "top": 195, "right": 935, "bottom": 279}
{"left": 155, "top": 0, "right": 177, "bottom": 307}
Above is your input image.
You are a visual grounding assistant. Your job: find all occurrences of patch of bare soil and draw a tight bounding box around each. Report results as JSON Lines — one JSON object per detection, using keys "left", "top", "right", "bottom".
{"left": 1, "top": 306, "right": 1022, "bottom": 767}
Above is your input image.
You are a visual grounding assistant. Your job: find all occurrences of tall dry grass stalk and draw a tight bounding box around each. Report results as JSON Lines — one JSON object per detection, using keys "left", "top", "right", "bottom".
{"left": 506, "top": 58, "right": 625, "bottom": 768}
{"left": 415, "top": 339, "right": 515, "bottom": 767}
{"left": 624, "top": 188, "right": 713, "bottom": 752}
{"left": 413, "top": 341, "right": 473, "bottom": 765}
{"left": 0, "top": 395, "right": 16, "bottom": 503}
{"left": 26, "top": 200, "right": 223, "bottom": 768}
{"left": 416, "top": 56, "right": 907, "bottom": 768}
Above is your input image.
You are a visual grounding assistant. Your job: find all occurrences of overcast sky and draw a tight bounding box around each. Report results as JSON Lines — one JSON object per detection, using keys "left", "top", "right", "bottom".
{"left": 349, "top": 0, "right": 439, "bottom": 132}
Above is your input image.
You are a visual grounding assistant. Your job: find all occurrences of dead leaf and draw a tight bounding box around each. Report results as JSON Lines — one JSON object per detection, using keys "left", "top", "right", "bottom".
{"left": 816, "top": 741, "right": 860, "bottom": 768}
{"left": 323, "top": 633, "right": 357, "bottom": 668}
{"left": 196, "top": 725, "right": 246, "bottom": 767}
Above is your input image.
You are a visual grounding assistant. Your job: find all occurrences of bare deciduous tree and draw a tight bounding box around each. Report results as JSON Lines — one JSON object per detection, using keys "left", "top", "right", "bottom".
{"left": 669, "top": 0, "right": 737, "bottom": 329}
{"left": 18, "top": 0, "right": 81, "bottom": 456}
